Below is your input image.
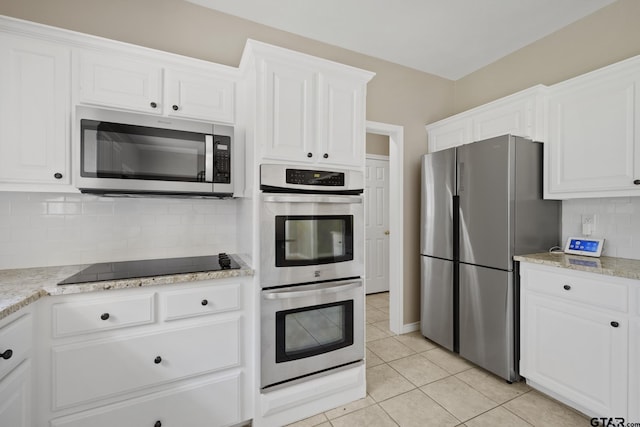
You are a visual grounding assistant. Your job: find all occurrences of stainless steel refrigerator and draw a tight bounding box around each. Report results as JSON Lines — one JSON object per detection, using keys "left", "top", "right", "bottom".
{"left": 420, "top": 135, "right": 560, "bottom": 382}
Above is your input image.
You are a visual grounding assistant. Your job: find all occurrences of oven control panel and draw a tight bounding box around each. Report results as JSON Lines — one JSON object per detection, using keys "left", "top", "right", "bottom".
{"left": 286, "top": 169, "right": 345, "bottom": 186}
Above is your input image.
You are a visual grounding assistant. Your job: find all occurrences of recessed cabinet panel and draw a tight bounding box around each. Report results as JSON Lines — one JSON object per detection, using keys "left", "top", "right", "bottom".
{"left": 262, "top": 59, "right": 316, "bottom": 162}
{"left": 162, "top": 282, "right": 241, "bottom": 321}
{"left": 52, "top": 318, "right": 241, "bottom": 409}
{"left": 473, "top": 99, "right": 532, "bottom": 141}
{"left": 319, "top": 75, "right": 364, "bottom": 167}
{"left": 629, "top": 317, "right": 640, "bottom": 422}
{"left": 522, "top": 294, "right": 627, "bottom": 417}
{"left": 426, "top": 118, "right": 472, "bottom": 153}
{"left": 78, "top": 51, "right": 163, "bottom": 114}
{"left": 0, "top": 34, "right": 70, "bottom": 185}
{"left": 547, "top": 73, "right": 640, "bottom": 196}
{"left": 50, "top": 373, "right": 241, "bottom": 427}
{"left": 52, "top": 294, "right": 155, "bottom": 338}
{"left": 0, "top": 361, "right": 31, "bottom": 427}
{"left": 166, "top": 69, "right": 235, "bottom": 123}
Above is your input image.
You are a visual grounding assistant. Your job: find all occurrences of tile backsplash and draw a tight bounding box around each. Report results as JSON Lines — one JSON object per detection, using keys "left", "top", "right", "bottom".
{"left": 562, "top": 197, "right": 640, "bottom": 260}
{"left": 0, "top": 192, "right": 237, "bottom": 270}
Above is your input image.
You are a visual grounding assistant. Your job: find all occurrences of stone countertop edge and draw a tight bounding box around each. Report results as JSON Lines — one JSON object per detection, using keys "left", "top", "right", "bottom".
{"left": 514, "top": 252, "right": 640, "bottom": 281}
{"left": 0, "top": 255, "right": 254, "bottom": 321}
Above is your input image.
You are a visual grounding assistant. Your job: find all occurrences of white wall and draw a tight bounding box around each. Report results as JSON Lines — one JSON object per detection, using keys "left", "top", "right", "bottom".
{"left": 0, "top": 192, "right": 237, "bottom": 269}
{"left": 562, "top": 197, "right": 640, "bottom": 259}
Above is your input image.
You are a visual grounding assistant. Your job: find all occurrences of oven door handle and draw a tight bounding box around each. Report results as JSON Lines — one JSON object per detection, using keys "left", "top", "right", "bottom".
{"left": 262, "top": 195, "right": 362, "bottom": 204}
{"left": 263, "top": 280, "right": 362, "bottom": 299}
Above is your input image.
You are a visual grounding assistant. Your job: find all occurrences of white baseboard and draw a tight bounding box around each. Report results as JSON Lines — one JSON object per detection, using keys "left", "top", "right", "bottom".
{"left": 401, "top": 321, "right": 420, "bottom": 334}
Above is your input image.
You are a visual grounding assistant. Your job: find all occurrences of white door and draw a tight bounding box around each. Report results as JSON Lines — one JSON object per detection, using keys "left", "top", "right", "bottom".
{"left": 365, "top": 157, "right": 389, "bottom": 294}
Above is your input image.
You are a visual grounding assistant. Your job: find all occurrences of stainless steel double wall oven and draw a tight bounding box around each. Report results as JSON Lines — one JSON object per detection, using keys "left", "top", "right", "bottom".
{"left": 259, "top": 164, "right": 365, "bottom": 390}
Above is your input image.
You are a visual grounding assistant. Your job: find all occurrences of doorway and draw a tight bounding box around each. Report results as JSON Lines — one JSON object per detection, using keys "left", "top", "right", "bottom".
{"left": 365, "top": 155, "right": 390, "bottom": 294}
{"left": 365, "top": 121, "right": 404, "bottom": 335}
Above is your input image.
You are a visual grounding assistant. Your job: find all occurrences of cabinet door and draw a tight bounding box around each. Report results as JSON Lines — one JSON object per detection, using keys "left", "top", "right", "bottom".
{"left": 0, "top": 361, "right": 31, "bottom": 427}
{"left": 472, "top": 97, "right": 535, "bottom": 141}
{"left": 0, "top": 34, "right": 70, "bottom": 185}
{"left": 78, "top": 51, "right": 162, "bottom": 114}
{"left": 521, "top": 294, "right": 627, "bottom": 418}
{"left": 317, "top": 74, "right": 365, "bottom": 168}
{"left": 547, "top": 72, "right": 640, "bottom": 196}
{"left": 165, "top": 69, "right": 235, "bottom": 123}
{"left": 629, "top": 306, "right": 640, "bottom": 421}
{"left": 426, "top": 117, "right": 472, "bottom": 153}
{"left": 260, "top": 59, "right": 316, "bottom": 162}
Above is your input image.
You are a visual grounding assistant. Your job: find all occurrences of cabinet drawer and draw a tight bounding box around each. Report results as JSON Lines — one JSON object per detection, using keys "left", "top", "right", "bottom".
{"left": 52, "top": 293, "right": 155, "bottom": 337}
{"left": 162, "top": 282, "right": 241, "bottom": 321}
{"left": 52, "top": 317, "right": 241, "bottom": 409}
{"left": 0, "top": 313, "right": 32, "bottom": 381}
{"left": 51, "top": 372, "right": 242, "bottom": 427}
{"left": 524, "top": 266, "right": 628, "bottom": 312}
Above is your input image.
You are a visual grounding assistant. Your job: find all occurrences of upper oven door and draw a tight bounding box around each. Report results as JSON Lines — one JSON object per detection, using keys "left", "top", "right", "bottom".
{"left": 260, "top": 193, "right": 364, "bottom": 287}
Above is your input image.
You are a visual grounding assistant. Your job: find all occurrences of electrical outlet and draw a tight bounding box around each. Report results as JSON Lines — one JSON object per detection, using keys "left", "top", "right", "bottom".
{"left": 581, "top": 214, "right": 596, "bottom": 236}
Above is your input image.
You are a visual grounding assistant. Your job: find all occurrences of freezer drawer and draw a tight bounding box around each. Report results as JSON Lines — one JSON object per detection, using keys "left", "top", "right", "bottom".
{"left": 420, "top": 256, "right": 454, "bottom": 351}
{"left": 459, "top": 263, "right": 516, "bottom": 381}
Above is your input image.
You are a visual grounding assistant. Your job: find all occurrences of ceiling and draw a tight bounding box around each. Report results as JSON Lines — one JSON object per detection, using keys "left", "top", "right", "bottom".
{"left": 185, "top": 0, "right": 616, "bottom": 80}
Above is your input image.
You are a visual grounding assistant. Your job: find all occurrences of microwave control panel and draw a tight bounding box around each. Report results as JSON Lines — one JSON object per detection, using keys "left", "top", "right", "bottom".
{"left": 213, "top": 135, "right": 231, "bottom": 183}
{"left": 286, "top": 169, "right": 345, "bottom": 186}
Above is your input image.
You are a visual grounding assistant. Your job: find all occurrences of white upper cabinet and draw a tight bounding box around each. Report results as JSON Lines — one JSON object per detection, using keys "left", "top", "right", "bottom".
{"left": 0, "top": 33, "right": 71, "bottom": 190}
{"left": 260, "top": 57, "right": 317, "bottom": 162}
{"left": 244, "top": 39, "right": 374, "bottom": 169}
{"left": 545, "top": 56, "right": 640, "bottom": 199}
{"left": 425, "top": 85, "right": 546, "bottom": 153}
{"left": 165, "top": 68, "right": 235, "bottom": 123}
{"left": 77, "top": 49, "right": 236, "bottom": 124}
{"left": 77, "top": 51, "right": 163, "bottom": 115}
{"left": 318, "top": 73, "right": 366, "bottom": 166}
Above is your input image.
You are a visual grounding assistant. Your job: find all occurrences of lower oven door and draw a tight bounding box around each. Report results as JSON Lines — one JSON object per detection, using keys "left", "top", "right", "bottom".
{"left": 260, "top": 193, "right": 364, "bottom": 287}
{"left": 261, "top": 278, "right": 364, "bottom": 389}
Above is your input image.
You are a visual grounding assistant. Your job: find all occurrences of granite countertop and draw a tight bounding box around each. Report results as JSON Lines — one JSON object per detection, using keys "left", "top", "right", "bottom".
{"left": 514, "top": 252, "right": 640, "bottom": 281}
{"left": 0, "top": 255, "right": 253, "bottom": 321}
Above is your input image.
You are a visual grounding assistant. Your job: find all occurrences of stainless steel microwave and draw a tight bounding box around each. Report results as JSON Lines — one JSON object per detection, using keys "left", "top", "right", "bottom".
{"left": 75, "top": 107, "right": 234, "bottom": 197}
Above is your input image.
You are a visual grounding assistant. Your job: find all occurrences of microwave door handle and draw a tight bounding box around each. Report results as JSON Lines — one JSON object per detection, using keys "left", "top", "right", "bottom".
{"left": 205, "top": 135, "right": 214, "bottom": 182}
{"left": 263, "top": 280, "right": 362, "bottom": 299}
{"left": 262, "top": 195, "right": 363, "bottom": 204}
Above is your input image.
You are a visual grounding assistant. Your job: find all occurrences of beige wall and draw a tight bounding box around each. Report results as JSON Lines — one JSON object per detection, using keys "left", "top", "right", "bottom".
{"left": 0, "top": 0, "right": 454, "bottom": 324}
{"left": 366, "top": 133, "right": 390, "bottom": 156}
{"left": 454, "top": 0, "right": 640, "bottom": 112}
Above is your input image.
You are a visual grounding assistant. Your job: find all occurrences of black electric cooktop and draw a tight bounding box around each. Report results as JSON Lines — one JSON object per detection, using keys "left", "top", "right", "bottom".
{"left": 58, "top": 253, "right": 240, "bottom": 285}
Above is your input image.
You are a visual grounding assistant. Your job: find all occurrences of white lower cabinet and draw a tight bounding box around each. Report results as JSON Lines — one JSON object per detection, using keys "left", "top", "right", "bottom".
{"left": 0, "top": 361, "right": 31, "bottom": 427}
{"left": 35, "top": 278, "right": 252, "bottom": 427}
{"left": 51, "top": 372, "right": 241, "bottom": 427}
{"left": 629, "top": 288, "right": 640, "bottom": 422}
{"left": 52, "top": 318, "right": 240, "bottom": 409}
{"left": 0, "top": 307, "right": 34, "bottom": 427}
{"left": 520, "top": 263, "right": 633, "bottom": 419}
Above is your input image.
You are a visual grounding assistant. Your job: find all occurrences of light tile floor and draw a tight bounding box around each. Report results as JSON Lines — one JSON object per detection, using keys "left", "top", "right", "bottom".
{"left": 287, "top": 292, "right": 591, "bottom": 427}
